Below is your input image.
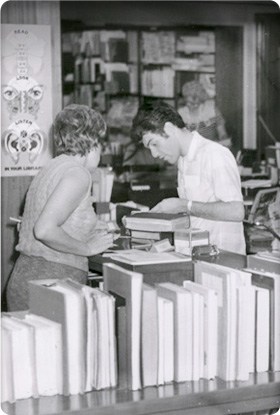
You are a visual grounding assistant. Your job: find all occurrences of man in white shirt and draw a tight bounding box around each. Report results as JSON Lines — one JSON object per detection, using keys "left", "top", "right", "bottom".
{"left": 130, "top": 101, "right": 246, "bottom": 254}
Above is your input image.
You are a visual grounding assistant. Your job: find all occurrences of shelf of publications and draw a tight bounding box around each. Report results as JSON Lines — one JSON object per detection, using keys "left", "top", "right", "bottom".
{"left": 3, "top": 251, "right": 280, "bottom": 415}
{"left": 2, "top": 372, "right": 280, "bottom": 415}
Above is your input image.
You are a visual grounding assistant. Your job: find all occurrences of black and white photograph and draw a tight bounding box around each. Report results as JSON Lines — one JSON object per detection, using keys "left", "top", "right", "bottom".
{"left": 1, "top": 1, "right": 280, "bottom": 414}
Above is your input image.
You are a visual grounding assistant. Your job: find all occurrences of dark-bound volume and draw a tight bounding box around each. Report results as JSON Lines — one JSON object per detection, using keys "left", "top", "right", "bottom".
{"left": 109, "top": 39, "right": 128, "bottom": 62}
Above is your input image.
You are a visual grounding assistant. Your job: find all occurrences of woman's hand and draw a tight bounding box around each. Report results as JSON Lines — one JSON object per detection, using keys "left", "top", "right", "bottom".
{"left": 86, "top": 231, "right": 114, "bottom": 256}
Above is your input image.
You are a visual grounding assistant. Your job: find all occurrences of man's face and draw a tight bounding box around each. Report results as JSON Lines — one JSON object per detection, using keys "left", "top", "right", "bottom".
{"left": 142, "top": 131, "right": 180, "bottom": 165}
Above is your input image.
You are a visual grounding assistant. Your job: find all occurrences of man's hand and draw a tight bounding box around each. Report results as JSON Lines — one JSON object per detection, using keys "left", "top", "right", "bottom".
{"left": 151, "top": 198, "right": 188, "bottom": 214}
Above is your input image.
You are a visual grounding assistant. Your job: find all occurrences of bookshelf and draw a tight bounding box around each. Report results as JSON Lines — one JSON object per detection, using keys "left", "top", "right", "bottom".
{"left": 2, "top": 251, "right": 280, "bottom": 414}
{"left": 2, "top": 372, "right": 280, "bottom": 415}
{"left": 61, "top": 25, "right": 240, "bottom": 170}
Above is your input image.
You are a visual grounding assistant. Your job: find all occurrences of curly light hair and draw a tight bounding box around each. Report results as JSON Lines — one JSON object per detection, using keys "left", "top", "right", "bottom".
{"left": 54, "top": 104, "right": 107, "bottom": 156}
{"left": 182, "top": 81, "right": 208, "bottom": 104}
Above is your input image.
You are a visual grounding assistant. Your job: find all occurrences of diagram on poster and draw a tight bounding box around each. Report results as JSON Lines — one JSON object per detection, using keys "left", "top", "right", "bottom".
{"left": 1, "top": 24, "right": 53, "bottom": 176}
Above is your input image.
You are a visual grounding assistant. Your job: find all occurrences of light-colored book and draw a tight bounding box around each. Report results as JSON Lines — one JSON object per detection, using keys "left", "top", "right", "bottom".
{"left": 103, "top": 263, "right": 143, "bottom": 391}
{"left": 104, "top": 249, "right": 191, "bottom": 266}
{"left": 183, "top": 282, "right": 204, "bottom": 380}
{"left": 156, "top": 283, "right": 192, "bottom": 382}
{"left": 64, "top": 280, "right": 117, "bottom": 391}
{"left": 157, "top": 296, "right": 174, "bottom": 385}
{"left": 1, "top": 326, "right": 14, "bottom": 403}
{"left": 183, "top": 280, "right": 218, "bottom": 380}
{"left": 29, "top": 279, "right": 86, "bottom": 395}
{"left": 91, "top": 288, "right": 117, "bottom": 390}
{"left": 141, "top": 284, "right": 159, "bottom": 387}
{"left": 236, "top": 285, "right": 256, "bottom": 380}
{"left": 1, "top": 316, "right": 34, "bottom": 402}
{"left": 194, "top": 262, "right": 252, "bottom": 381}
{"left": 24, "top": 314, "right": 63, "bottom": 396}
{"left": 255, "top": 286, "right": 270, "bottom": 373}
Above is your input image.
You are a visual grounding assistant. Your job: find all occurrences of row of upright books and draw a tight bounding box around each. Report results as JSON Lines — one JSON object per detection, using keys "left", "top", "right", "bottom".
{"left": 2, "top": 252, "right": 279, "bottom": 403}
{"left": 62, "top": 29, "right": 215, "bottom": 62}
{"left": 62, "top": 30, "right": 138, "bottom": 62}
{"left": 1, "top": 279, "right": 117, "bottom": 403}
{"left": 74, "top": 59, "right": 138, "bottom": 94}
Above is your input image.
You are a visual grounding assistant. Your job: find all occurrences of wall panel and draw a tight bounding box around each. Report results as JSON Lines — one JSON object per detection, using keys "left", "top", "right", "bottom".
{"left": 1, "top": 1, "right": 62, "bottom": 306}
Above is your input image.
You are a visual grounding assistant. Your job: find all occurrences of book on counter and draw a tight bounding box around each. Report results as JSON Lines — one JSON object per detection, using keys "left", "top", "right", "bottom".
{"left": 130, "top": 229, "right": 174, "bottom": 244}
{"left": 175, "top": 228, "right": 210, "bottom": 256}
{"left": 103, "top": 249, "right": 191, "bottom": 266}
{"left": 123, "top": 212, "right": 190, "bottom": 232}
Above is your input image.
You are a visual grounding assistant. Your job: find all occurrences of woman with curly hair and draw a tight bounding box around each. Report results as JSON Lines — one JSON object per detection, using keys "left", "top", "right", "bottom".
{"left": 178, "top": 80, "right": 231, "bottom": 147}
{"left": 6, "top": 104, "right": 114, "bottom": 311}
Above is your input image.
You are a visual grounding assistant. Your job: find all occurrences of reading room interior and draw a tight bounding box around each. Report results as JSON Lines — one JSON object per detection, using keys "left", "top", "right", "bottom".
{"left": 1, "top": 1, "right": 280, "bottom": 414}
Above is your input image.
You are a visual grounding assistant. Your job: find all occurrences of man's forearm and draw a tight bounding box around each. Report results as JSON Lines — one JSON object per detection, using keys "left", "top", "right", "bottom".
{"left": 151, "top": 197, "right": 245, "bottom": 222}
{"left": 189, "top": 200, "right": 245, "bottom": 222}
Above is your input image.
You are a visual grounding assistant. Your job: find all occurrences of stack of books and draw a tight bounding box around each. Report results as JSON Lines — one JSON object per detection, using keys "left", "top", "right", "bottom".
{"left": 124, "top": 212, "right": 190, "bottom": 246}
{"left": 174, "top": 228, "right": 210, "bottom": 256}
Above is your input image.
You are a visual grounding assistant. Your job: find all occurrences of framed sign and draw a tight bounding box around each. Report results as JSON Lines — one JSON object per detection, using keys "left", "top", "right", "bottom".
{"left": 1, "top": 24, "right": 53, "bottom": 176}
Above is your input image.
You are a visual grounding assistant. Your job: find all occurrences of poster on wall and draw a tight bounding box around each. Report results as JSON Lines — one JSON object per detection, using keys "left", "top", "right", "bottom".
{"left": 1, "top": 24, "right": 53, "bottom": 177}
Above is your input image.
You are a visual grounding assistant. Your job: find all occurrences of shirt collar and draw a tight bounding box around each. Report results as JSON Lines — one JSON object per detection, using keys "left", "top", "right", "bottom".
{"left": 178, "top": 130, "right": 203, "bottom": 170}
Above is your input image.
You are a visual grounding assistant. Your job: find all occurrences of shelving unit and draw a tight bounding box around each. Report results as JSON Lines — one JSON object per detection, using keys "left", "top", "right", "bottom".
{"left": 61, "top": 25, "right": 220, "bottom": 167}
{"left": 2, "top": 372, "right": 280, "bottom": 415}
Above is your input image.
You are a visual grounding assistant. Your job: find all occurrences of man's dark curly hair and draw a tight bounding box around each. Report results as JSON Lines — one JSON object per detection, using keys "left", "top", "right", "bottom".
{"left": 130, "top": 101, "right": 185, "bottom": 143}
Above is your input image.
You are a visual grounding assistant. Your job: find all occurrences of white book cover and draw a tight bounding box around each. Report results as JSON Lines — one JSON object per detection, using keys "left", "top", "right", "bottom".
{"left": 255, "top": 286, "right": 270, "bottom": 373}
{"left": 157, "top": 296, "right": 174, "bottom": 385}
{"left": 194, "top": 262, "right": 252, "bottom": 381}
{"left": 156, "top": 283, "right": 192, "bottom": 382}
{"left": 183, "top": 280, "right": 218, "bottom": 380}
{"left": 1, "top": 316, "right": 34, "bottom": 401}
{"left": 24, "top": 314, "right": 63, "bottom": 396}
{"left": 236, "top": 286, "right": 256, "bottom": 380}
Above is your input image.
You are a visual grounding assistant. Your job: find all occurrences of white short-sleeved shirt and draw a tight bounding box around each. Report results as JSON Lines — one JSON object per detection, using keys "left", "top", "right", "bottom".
{"left": 177, "top": 131, "right": 246, "bottom": 254}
